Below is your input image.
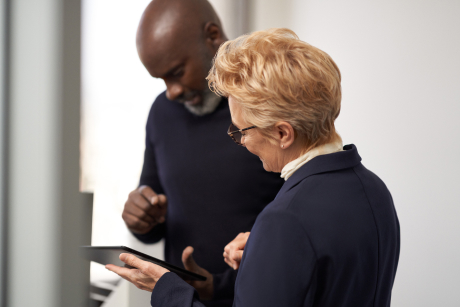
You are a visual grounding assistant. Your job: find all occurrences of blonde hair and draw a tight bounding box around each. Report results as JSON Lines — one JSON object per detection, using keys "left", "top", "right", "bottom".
{"left": 207, "top": 28, "right": 342, "bottom": 150}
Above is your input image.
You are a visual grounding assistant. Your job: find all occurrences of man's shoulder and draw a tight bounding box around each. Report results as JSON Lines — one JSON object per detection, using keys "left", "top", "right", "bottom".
{"left": 150, "top": 91, "right": 170, "bottom": 112}
{"left": 147, "top": 91, "right": 185, "bottom": 122}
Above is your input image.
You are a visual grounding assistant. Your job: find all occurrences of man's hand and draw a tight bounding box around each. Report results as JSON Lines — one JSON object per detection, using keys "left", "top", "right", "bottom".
{"left": 106, "top": 253, "right": 169, "bottom": 292}
{"left": 223, "top": 232, "right": 250, "bottom": 270}
{"left": 182, "top": 246, "right": 214, "bottom": 300}
{"left": 122, "top": 185, "right": 167, "bottom": 234}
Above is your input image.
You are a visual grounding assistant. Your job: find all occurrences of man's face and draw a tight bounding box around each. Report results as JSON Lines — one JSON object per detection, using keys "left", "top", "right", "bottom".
{"left": 138, "top": 31, "right": 214, "bottom": 107}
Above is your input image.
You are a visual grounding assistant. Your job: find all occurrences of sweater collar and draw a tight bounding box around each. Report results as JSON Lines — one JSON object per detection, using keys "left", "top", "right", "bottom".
{"left": 275, "top": 144, "right": 362, "bottom": 199}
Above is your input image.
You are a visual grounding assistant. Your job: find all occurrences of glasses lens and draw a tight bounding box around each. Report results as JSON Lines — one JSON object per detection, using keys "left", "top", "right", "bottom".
{"left": 228, "top": 123, "right": 242, "bottom": 145}
{"left": 229, "top": 122, "right": 239, "bottom": 132}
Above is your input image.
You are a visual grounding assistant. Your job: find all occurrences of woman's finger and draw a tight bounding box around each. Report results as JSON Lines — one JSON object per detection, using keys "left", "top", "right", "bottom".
{"left": 231, "top": 251, "right": 244, "bottom": 263}
{"left": 120, "top": 253, "right": 149, "bottom": 273}
{"left": 224, "top": 232, "right": 250, "bottom": 254}
{"left": 120, "top": 253, "right": 169, "bottom": 279}
{"left": 105, "top": 264, "right": 133, "bottom": 281}
{"left": 224, "top": 255, "right": 238, "bottom": 270}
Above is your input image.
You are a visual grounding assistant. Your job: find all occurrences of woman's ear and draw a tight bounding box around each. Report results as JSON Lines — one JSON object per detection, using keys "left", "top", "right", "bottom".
{"left": 204, "top": 21, "right": 227, "bottom": 52}
{"left": 274, "top": 122, "right": 296, "bottom": 149}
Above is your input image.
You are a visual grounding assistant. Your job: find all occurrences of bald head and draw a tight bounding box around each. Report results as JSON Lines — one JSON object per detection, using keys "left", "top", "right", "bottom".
{"left": 136, "top": 0, "right": 227, "bottom": 107}
{"left": 137, "top": 0, "right": 224, "bottom": 46}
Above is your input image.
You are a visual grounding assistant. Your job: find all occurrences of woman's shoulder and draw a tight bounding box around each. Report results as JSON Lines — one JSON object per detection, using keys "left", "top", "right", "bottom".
{"left": 259, "top": 167, "right": 389, "bottom": 229}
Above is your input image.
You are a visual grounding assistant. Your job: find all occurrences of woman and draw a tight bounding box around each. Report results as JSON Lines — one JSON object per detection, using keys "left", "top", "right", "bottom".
{"left": 107, "top": 28, "right": 400, "bottom": 306}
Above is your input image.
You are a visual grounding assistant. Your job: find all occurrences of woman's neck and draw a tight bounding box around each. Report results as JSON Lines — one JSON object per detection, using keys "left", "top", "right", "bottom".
{"left": 280, "top": 139, "right": 344, "bottom": 180}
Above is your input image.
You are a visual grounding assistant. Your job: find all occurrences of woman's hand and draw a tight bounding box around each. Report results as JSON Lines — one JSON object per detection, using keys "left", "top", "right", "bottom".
{"left": 182, "top": 246, "right": 214, "bottom": 300}
{"left": 223, "top": 232, "right": 250, "bottom": 270}
{"left": 106, "top": 253, "right": 169, "bottom": 292}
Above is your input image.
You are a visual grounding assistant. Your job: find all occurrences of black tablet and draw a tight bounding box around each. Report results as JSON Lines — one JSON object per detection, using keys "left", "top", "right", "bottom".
{"left": 81, "top": 246, "right": 206, "bottom": 281}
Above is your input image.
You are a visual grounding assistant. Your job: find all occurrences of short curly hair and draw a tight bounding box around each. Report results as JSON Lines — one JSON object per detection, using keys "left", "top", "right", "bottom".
{"left": 207, "top": 28, "right": 342, "bottom": 150}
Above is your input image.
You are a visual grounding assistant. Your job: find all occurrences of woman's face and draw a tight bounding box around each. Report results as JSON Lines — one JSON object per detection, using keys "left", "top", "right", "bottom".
{"left": 228, "top": 96, "right": 287, "bottom": 173}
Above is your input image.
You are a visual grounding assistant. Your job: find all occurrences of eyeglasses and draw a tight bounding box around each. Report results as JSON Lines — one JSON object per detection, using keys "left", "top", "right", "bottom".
{"left": 227, "top": 122, "right": 257, "bottom": 146}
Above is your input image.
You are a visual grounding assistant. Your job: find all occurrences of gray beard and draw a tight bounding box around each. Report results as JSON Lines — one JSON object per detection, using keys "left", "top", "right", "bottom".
{"left": 184, "top": 88, "right": 221, "bottom": 116}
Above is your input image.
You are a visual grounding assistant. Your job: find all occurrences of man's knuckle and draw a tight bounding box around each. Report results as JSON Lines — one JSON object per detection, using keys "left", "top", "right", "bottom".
{"left": 133, "top": 219, "right": 144, "bottom": 228}
{"left": 139, "top": 210, "right": 148, "bottom": 219}
{"left": 130, "top": 190, "right": 140, "bottom": 198}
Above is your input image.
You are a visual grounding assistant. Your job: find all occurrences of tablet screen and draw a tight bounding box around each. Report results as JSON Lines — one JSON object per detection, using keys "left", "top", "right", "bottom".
{"left": 81, "top": 246, "right": 206, "bottom": 281}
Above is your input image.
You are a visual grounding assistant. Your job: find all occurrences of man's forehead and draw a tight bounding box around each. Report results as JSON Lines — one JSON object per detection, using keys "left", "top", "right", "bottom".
{"left": 139, "top": 33, "right": 190, "bottom": 77}
{"left": 149, "top": 9, "right": 180, "bottom": 40}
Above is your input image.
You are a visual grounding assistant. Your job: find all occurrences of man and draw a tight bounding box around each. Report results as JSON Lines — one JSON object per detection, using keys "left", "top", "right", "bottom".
{"left": 122, "top": 1, "right": 284, "bottom": 306}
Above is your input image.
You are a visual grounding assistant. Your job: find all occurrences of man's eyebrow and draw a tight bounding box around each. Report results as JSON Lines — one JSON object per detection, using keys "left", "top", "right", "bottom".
{"left": 162, "top": 63, "right": 183, "bottom": 78}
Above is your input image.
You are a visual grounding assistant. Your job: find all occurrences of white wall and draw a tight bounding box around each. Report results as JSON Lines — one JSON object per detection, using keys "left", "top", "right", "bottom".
{"left": 209, "top": 0, "right": 250, "bottom": 39}
{"left": 81, "top": 0, "right": 166, "bottom": 282}
{"left": 250, "top": 0, "right": 460, "bottom": 305}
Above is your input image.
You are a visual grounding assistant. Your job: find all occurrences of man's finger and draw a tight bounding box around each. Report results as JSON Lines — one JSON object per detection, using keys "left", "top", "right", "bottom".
{"left": 127, "top": 189, "right": 153, "bottom": 211}
{"left": 157, "top": 194, "right": 168, "bottom": 207}
{"left": 122, "top": 212, "right": 153, "bottom": 232}
{"left": 124, "top": 204, "right": 155, "bottom": 224}
{"left": 123, "top": 212, "right": 151, "bottom": 230}
{"left": 182, "top": 246, "right": 200, "bottom": 273}
{"left": 139, "top": 186, "right": 158, "bottom": 205}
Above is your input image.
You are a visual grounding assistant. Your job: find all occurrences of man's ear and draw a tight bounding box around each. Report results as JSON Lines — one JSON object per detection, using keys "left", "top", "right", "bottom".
{"left": 204, "top": 21, "right": 226, "bottom": 52}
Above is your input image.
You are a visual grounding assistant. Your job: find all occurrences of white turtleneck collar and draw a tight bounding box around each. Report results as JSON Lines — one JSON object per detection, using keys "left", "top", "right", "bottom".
{"left": 280, "top": 140, "right": 344, "bottom": 181}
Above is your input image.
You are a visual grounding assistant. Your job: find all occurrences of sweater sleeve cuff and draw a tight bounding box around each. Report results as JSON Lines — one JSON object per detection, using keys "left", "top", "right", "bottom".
{"left": 151, "top": 272, "right": 199, "bottom": 307}
{"left": 212, "top": 269, "right": 238, "bottom": 300}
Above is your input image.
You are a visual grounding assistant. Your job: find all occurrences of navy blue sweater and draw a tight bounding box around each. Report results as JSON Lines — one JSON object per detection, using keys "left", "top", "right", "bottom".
{"left": 149, "top": 145, "right": 400, "bottom": 307}
{"left": 134, "top": 92, "right": 284, "bottom": 305}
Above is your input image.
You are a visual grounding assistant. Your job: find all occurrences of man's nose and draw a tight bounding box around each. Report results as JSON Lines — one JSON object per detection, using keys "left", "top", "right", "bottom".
{"left": 165, "top": 82, "right": 184, "bottom": 101}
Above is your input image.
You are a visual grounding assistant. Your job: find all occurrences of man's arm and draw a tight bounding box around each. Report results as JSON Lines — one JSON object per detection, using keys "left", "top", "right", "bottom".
{"left": 212, "top": 268, "right": 238, "bottom": 300}
{"left": 123, "top": 146, "right": 167, "bottom": 243}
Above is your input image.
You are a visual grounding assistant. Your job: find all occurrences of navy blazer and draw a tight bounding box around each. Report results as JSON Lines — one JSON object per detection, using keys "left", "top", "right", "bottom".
{"left": 150, "top": 145, "right": 400, "bottom": 307}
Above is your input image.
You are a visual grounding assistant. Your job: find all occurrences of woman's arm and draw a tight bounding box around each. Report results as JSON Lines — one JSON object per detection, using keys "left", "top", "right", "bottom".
{"left": 106, "top": 253, "right": 206, "bottom": 307}
{"left": 234, "top": 210, "right": 317, "bottom": 307}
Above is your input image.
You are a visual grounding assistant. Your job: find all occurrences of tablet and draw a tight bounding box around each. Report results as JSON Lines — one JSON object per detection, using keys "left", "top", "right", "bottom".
{"left": 81, "top": 246, "right": 206, "bottom": 281}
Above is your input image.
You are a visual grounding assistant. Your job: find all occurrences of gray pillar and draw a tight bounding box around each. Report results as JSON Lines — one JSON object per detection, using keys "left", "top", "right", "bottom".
{"left": 3, "top": 0, "right": 88, "bottom": 306}
{"left": 0, "top": 0, "right": 9, "bottom": 306}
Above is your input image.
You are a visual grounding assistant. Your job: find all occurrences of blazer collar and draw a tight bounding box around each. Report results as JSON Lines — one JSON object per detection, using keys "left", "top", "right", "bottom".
{"left": 275, "top": 144, "right": 362, "bottom": 199}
